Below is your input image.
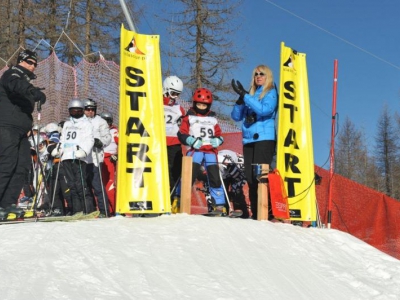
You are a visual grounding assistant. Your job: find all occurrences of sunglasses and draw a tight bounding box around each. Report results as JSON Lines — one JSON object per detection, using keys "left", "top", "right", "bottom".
{"left": 254, "top": 72, "right": 265, "bottom": 77}
{"left": 85, "top": 108, "right": 96, "bottom": 111}
{"left": 25, "top": 60, "right": 38, "bottom": 67}
{"left": 169, "top": 91, "right": 180, "bottom": 99}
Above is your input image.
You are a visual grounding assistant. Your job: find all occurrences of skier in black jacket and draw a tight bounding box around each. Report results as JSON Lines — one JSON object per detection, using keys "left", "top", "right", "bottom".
{"left": 0, "top": 49, "right": 46, "bottom": 219}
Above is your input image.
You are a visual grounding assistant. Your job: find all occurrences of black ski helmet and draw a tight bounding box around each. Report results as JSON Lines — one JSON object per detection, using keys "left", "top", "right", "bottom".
{"left": 17, "top": 49, "right": 38, "bottom": 64}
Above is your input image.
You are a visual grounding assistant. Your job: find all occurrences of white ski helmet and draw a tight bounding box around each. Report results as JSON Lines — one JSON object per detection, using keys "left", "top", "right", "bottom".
{"left": 39, "top": 126, "right": 47, "bottom": 134}
{"left": 68, "top": 99, "right": 84, "bottom": 110}
{"left": 163, "top": 76, "right": 183, "bottom": 99}
{"left": 45, "top": 122, "right": 60, "bottom": 134}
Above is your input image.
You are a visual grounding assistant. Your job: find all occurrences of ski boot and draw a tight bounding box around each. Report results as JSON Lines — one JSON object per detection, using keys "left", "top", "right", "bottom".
{"left": 0, "top": 208, "right": 9, "bottom": 221}
{"left": 50, "top": 208, "right": 64, "bottom": 217}
{"left": 18, "top": 196, "right": 33, "bottom": 209}
{"left": 214, "top": 205, "right": 227, "bottom": 216}
{"left": 207, "top": 196, "right": 216, "bottom": 213}
{"left": 208, "top": 205, "right": 227, "bottom": 216}
{"left": 0, "top": 205, "right": 25, "bottom": 220}
{"left": 171, "top": 196, "right": 180, "bottom": 214}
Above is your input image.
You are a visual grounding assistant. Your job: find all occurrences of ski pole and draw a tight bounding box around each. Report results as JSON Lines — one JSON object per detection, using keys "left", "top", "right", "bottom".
{"left": 77, "top": 148, "right": 88, "bottom": 214}
{"left": 170, "top": 176, "right": 181, "bottom": 197}
{"left": 219, "top": 170, "right": 234, "bottom": 214}
{"left": 35, "top": 101, "right": 41, "bottom": 207}
{"left": 50, "top": 159, "right": 61, "bottom": 211}
{"left": 94, "top": 147, "right": 108, "bottom": 217}
{"left": 30, "top": 132, "right": 50, "bottom": 207}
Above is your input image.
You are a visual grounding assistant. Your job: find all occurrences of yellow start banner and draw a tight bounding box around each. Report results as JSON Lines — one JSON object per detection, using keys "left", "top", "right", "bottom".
{"left": 276, "top": 42, "right": 316, "bottom": 222}
{"left": 116, "top": 24, "right": 171, "bottom": 214}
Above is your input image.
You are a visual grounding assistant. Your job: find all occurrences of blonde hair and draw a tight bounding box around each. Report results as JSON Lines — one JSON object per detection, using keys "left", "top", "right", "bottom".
{"left": 249, "top": 65, "right": 274, "bottom": 99}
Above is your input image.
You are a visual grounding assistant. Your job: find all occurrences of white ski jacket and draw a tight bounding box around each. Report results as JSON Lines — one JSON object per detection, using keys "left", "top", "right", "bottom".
{"left": 60, "top": 115, "right": 94, "bottom": 163}
{"left": 86, "top": 115, "right": 112, "bottom": 166}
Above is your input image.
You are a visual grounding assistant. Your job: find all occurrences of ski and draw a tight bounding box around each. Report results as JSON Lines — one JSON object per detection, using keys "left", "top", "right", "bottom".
{"left": 0, "top": 211, "right": 100, "bottom": 225}
{"left": 200, "top": 210, "right": 243, "bottom": 218}
{"left": 75, "top": 210, "right": 100, "bottom": 220}
{"left": 38, "top": 212, "right": 86, "bottom": 222}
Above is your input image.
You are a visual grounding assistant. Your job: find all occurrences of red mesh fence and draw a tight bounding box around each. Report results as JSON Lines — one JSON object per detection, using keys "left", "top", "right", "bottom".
{"left": 0, "top": 52, "right": 120, "bottom": 126}
{"left": 315, "top": 166, "right": 400, "bottom": 259}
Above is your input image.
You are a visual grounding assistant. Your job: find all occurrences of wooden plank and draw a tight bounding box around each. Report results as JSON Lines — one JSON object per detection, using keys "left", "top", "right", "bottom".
{"left": 180, "top": 156, "right": 192, "bottom": 214}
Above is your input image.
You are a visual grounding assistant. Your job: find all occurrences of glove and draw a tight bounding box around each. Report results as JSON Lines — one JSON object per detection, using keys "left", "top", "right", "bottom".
{"left": 186, "top": 136, "right": 203, "bottom": 149}
{"left": 110, "top": 155, "right": 118, "bottom": 163}
{"left": 31, "top": 88, "right": 46, "bottom": 104}
{"left": 47, "top": 143, "right": 56, "bottom": 154}
{"left": 74, "top": 148, "right": 87, "bottom": 158}
{"left": 94, "top": 138, "right": 103, "bottom": 149}
{"left": 50, "top": 143, "right": 62, "bottom": 157}
{"left": 236, "top": 96, "right": 244, "bottom": 105}
{"left": 231, "top": 79, "right": 248, "bottom": 98}
{"left": 210, "top": 137, "right": 224, "bottom": 148}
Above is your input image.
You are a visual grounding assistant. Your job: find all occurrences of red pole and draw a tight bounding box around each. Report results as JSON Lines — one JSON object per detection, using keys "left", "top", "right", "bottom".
{"left": 327, "top": 60, "right": 338, "bottom": 229}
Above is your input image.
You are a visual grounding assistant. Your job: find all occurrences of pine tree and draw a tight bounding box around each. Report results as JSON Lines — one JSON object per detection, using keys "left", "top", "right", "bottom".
{"left": 160, "top": 0, "right": 243, "bottom": 105}
{"left": 374, "top": 104, "right": 399, "bottom": 197}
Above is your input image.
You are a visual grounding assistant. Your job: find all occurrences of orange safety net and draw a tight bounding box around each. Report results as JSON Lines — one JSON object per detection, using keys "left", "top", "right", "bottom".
{"left": 0, "top": 52, "right": 120, "bottom": 126}
{"left": 315, "top": 166, "right": 400, "bottom": 260}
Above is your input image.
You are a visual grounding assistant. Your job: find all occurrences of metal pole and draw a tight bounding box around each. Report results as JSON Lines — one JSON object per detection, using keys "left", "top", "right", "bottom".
{"left": 327, "top": 59, "right": 338, "bottom": 229}
{"left": 94, "top": 147, "right": 108, "bottom": 218}
{"left": 219, "top": 170, "right": 233, "bottom": 214}
{"left": 119, "top": 0, "right": 137, "bottom": 32}
{"left": 77, "top": 151, "right": 88, "bottom": 214}
{"left": 50, "top": 160, "right": 61, "bottom": 211}
{"left": 33, "top": 101, "right": 42, "bottom": 212}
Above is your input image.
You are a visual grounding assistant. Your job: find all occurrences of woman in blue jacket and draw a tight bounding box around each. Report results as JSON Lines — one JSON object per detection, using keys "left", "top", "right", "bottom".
{"left": 231, "top": 65, "right": 278, "bottom": 220}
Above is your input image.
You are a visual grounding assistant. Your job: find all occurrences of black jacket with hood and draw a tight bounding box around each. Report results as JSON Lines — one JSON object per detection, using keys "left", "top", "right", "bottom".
{"left": 0, "top": 65, "right": 44, "bottom": 134}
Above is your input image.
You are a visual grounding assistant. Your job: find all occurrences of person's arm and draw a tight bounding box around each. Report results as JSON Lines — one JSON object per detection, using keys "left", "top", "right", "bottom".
{"left": 177, "top": 115, "right": 191, "bottom": 145}
{"left": 98, "top": 118, "right": 112, "bottom": 148}
{"left": 2, "top": 68, "right": 45, "bottom": 106}
{"left": 231, "top": 103, "right": 245, "bottom": 122}
{"left": 243, "top": 88, "right": 277, "bottom": 117}
{"left": 80, "top": 123, "right": 95, "bottom": 156}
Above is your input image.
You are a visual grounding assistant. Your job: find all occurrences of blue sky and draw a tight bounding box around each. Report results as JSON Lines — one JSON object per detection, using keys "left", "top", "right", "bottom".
{"left": 138, "top": 0, "right": 400, "bottom": 168}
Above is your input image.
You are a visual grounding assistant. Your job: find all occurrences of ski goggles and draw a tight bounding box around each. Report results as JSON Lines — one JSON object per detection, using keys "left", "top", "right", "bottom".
{"left": 25, "top": 60, "right": 38, "bottom": 67}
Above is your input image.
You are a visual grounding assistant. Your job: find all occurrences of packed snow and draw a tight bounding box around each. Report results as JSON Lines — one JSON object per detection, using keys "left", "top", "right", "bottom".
{"left": 0, "top": 214, "right": 399, "bottom": 300}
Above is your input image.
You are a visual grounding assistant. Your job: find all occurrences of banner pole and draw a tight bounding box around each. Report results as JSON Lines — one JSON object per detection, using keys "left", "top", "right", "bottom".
{"left": 119, "top": 0, "right": 137, "bottom": 32}
{"left": 327, "top": 59, "right": 338, "bottom": 229}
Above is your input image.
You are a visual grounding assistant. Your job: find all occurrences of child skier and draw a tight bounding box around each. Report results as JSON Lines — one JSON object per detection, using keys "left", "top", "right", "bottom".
{"left": 178, "top": 88, "right": 225, "bottom": 214}
{"left": 50, "top": 99, "right": 95, "bottom": 214}
{"left": 163, "top": 76, "right": 186, "bottom": 197}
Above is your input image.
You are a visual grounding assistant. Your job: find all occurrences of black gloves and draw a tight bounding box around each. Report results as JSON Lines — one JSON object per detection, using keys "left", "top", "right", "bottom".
{"left": 110, "top": 155, "right": 118, "bottom": 163}
{"left": 231, "top": 79, "right": 248, "bottom": 98}
{"left": 30, "top": 88, "right": 46, "bottom": 104}
{"left": 94, "top": 138, "right": 103, "bottom": 149}
{"left": 236, "top": 96, "right": 244, "bottom": 105}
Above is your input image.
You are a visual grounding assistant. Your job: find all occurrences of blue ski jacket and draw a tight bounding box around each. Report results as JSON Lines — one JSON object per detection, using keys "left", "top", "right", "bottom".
{"left": 231, "top": 86, "right": 277, "bottom": 145}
